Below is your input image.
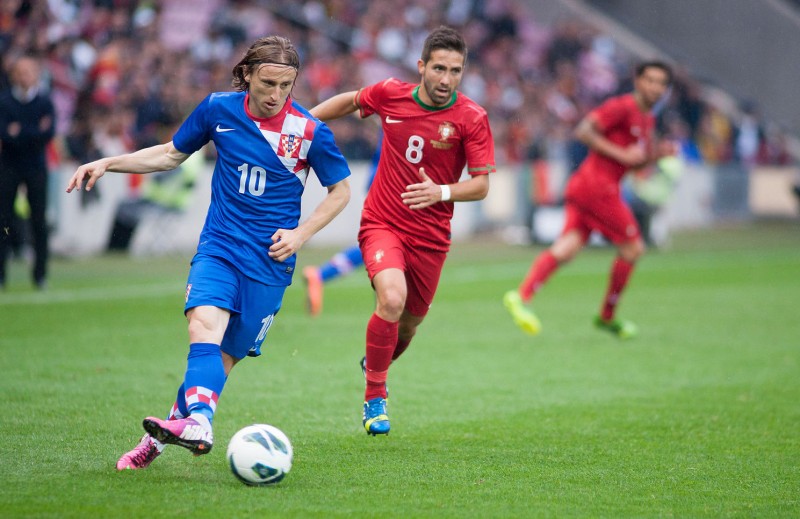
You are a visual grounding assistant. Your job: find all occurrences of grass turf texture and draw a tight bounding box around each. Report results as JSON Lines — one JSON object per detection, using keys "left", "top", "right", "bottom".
{"left": 1, "top": 221, "right": 798, "bottom": 517}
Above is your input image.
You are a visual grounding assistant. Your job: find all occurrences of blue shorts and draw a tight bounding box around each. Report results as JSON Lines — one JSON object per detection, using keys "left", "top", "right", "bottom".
{"left": 184, "top": 254, "right": 286, "bottom": 360}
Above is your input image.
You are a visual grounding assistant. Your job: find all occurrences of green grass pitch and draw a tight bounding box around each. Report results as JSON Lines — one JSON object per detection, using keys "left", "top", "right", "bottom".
{"left": 1, "top": 221, "right": 798, "bottom": 517}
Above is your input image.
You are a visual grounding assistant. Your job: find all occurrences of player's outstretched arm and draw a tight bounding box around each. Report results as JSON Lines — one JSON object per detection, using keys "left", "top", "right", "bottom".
{"left": 66, "top": 141, "right": 191, "bottom": 193}
{"left": 268, "top": 178, "right": 351, "bottom": 263}
{"left": 310, "top": 91, "right": 359, "bottom": 122}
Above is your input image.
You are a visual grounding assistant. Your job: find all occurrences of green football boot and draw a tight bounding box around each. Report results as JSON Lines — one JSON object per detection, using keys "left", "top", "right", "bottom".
{"left": 503, "top": 290, "right": 542, "bottom": 336}
{"left": 594, "top": 315, "right": 638, "bottom": 339}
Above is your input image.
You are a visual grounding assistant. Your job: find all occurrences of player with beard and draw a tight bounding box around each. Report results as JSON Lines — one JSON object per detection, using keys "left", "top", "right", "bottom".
{"left": 311, "top": 26, "right": 496, "bottom": 435}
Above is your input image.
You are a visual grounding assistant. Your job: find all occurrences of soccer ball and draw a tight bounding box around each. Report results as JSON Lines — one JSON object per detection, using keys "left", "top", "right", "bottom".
{"left": 227, "top": 424, "right": 293, "bottom": 485}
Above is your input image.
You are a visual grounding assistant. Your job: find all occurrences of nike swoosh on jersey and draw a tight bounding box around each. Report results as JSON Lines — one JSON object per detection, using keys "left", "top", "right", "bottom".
{"left": 385, "top": 117, "right": 403, "bottom": 124}
{"left": 215, "top": 125, "right": 235, "bottom": 132}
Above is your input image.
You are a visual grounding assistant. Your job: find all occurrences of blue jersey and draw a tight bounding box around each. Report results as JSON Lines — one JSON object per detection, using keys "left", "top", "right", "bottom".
{"left": 173, "top": 91, "right": 350, "bottom": 285}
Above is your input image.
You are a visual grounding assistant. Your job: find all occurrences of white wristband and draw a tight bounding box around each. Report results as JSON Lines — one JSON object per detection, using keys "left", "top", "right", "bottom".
{"left": 440, "top": 184, "right": 451, "bottom": 202}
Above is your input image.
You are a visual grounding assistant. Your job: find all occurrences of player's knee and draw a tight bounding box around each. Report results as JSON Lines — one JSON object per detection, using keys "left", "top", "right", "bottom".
{"left": 187, "top": 313, "right": 224, "bottom": 343}
{"left": 376, "top": 290, "right": 406, "bottom": 320}
{"left": 552, "top": 246, "right": 579, "bottom": 264}
{"left": 620, "top": 239, "right": 645, "bottom": 262}
{"left": 636, "top": 241, "right": 647, "bottom": 259}
{"left": 550, "top": 234, "right": 583, "bottom": 264}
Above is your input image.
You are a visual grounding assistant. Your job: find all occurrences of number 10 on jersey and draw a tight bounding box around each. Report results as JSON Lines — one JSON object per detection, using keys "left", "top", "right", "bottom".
{"left": 238, "top": 163, "right": 267, "bottom": 196}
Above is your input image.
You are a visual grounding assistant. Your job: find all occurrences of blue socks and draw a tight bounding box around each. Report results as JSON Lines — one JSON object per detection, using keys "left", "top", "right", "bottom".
{"left": 183, "top": 342, "right": 226, "bottom": 423}
{"left": 320, "top": 245, "right": 364, "bottom": 282}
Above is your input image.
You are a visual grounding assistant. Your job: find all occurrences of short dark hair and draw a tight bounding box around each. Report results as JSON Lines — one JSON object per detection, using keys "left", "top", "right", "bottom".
{"left": 635, "top": 60, "right": 673, "bottom": 84}
{"left": 231, "top": 36, "right": 300, "bottom": 91}
{"left": 421, "top": 26, "right": 467, "bottom": 64}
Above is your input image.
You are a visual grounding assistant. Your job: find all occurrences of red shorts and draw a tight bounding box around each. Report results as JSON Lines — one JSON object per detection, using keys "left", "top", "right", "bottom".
{"left": 563, "top": 175, "right": 640, "bottom": 244}
{"left": 358, "top": 222, "right": 447, "bottom": 317}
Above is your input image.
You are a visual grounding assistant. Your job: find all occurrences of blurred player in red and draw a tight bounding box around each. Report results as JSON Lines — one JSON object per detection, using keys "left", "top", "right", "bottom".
{"left": 504, "top": 61, "right": 674, "bottom": 339}
{"left": 311, "top": 26, "right": 495, "bottom": 435}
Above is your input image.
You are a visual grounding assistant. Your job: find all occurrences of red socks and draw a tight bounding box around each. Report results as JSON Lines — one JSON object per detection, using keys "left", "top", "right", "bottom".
{"left": 519, "top": 250, "right": 559, "bottom": 302}
{"left": 364, "top": 313, "right": 397, "bottom": 400}
{"left": 520, "top": 249, "right": 635, "bottom": 321}
{"left": 601, "top": 256, "right": 635, "bottom": 321}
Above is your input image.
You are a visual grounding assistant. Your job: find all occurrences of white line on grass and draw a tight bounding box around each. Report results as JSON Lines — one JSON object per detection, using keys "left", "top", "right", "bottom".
{"left": 0, "top": 283, "right": 180, "bottom": 306}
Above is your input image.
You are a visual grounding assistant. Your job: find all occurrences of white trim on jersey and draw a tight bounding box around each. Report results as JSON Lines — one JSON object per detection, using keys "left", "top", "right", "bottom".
{"left": 255, "top": 113, "right": 311, "bottom": 186}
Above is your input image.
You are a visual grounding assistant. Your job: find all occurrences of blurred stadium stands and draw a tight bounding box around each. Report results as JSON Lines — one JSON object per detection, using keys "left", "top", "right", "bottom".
{"left": 1, "top": 0, "right": 797, "bottom": 255}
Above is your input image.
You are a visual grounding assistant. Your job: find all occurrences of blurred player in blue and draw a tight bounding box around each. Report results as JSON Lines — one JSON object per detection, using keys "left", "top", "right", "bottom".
{"left": 66, "top": 36, "right": 351, "bottom": 470}
{"left": 302, "top": 132, "right": 381, "bottom": 316}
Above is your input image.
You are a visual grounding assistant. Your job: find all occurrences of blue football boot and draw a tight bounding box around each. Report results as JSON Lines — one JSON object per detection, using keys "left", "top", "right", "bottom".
{"left": 362, "top": 397, "right": 390, "bottom": 436}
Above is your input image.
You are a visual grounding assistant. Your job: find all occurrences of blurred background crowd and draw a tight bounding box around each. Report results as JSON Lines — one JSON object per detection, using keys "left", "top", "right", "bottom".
{"left": 2, "top": 0, "right": 795, "bottom": 172}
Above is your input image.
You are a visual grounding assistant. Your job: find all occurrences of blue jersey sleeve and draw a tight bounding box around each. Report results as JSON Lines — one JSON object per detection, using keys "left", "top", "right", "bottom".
{"left": 306, "top": 122, "right": 351, "bottom": 187}
{"left": 173, "top": 95, "right": 213, "bottom": 154}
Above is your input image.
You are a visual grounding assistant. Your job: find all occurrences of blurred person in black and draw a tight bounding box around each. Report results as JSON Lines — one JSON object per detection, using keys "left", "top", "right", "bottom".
{"left": 0, "top": 54, "right": 55, "bottom": 290}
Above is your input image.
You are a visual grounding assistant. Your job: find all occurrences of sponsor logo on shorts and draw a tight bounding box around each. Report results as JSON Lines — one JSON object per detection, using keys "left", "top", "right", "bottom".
{"left": 185, "top": 283, "right": 192, "bottom": 302}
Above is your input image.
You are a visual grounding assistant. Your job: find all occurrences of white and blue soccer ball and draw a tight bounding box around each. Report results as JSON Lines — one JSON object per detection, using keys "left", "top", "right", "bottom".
{"left": 227, "top": 424, "right": 293, "bottom": 485}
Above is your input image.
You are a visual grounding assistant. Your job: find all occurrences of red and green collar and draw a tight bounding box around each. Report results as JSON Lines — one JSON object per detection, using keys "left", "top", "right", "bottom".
{"left": 412, "top": 86, "right": 457, "bottom": 111}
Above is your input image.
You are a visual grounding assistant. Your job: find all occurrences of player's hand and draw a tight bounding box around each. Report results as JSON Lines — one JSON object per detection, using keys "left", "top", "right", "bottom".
{"left": 619, "top": 144, "right": 648, "bottom": 168}
{"left": 66, "top": 160, "right": 108, "bottom": 193}
{"left": 268, "top": 228, "right": 305, "bottom": 262}
{"left": 402, "top": 168, "right": 444, "bottom": 210}
{"left": 656, "top": 139, "right": 679, "bottom": 158}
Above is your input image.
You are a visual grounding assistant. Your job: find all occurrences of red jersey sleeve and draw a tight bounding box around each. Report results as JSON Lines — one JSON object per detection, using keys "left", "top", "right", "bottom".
{"left": 463, "top": 105, "right": 496, "bottom": 176}
{"left": 355, "top": 78, "right": 397, "bottom": 119}
{"left": 591, "top": 95, "right": 628, "bottom": 133}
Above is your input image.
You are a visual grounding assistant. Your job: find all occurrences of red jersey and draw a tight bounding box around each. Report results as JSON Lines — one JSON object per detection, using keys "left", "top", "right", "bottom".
{"left": 573, "top": 93, "right": 655, "bottom": 186}
{"left": 356, "top": 78, "right": 495, "bottom": 251}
